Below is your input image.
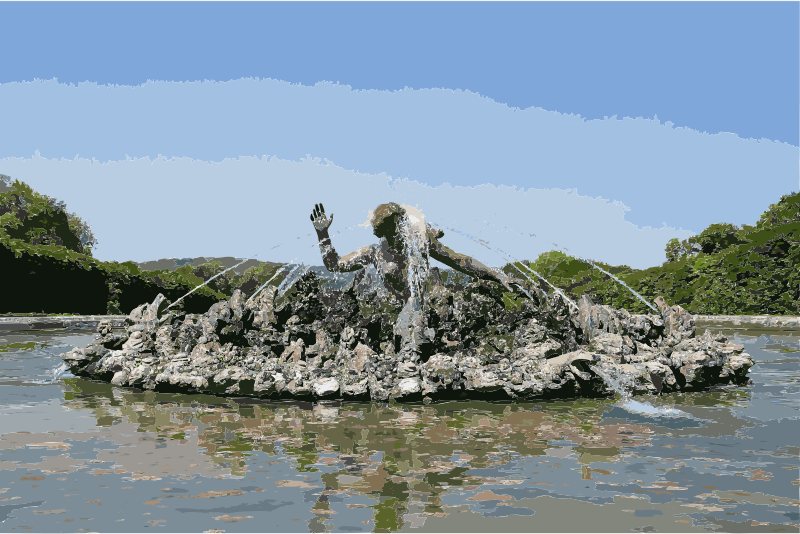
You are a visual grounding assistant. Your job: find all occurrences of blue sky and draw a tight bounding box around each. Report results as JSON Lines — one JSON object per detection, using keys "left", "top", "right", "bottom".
{"left": 0, "top": 2, "right": 797, "bottom": 268}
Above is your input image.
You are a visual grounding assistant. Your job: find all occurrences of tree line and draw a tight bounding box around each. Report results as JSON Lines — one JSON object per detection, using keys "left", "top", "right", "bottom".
{"left": 2, "top": 175, "right": 797, "bottom": 316}
{"left": 502, "top": 191, "right": 799, "bottom": 316}
{"left": 0, "top": 176, "right": 285, "bottom": 315}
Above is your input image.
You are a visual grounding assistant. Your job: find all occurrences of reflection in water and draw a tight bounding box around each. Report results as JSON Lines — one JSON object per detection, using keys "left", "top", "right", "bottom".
{"left": 59, "top": 382, "right": 658, "bottom": 525}
{"left": 6, "top": 379, "right": 788, "bottom": 532}
{"left": 0, "top": 325, "right": 797, "bottom": 532}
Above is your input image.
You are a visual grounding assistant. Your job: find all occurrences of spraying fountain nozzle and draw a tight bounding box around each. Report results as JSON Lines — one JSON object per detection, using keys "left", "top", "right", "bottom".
{"left": 512, "top": 261, "right": 579, "bottom": 312}
{"left": 571, "top": 254, "right": 659, "bottom": 314}
{"left": 276, "top": 264, "right": 311, "bottom": 299}
{"left": 247, "top": 262, "right": 295, "bottom": 304}
{"left": 510, "top": 281, "right": 536, "bottom": 302}
{"left": 167, "top": 255, "right": 258, "bottom": 310}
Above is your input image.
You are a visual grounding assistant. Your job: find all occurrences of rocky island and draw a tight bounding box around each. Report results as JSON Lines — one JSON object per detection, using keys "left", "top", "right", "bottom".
{"left": 61, "top": 270, "right": 754, "bottom": 403}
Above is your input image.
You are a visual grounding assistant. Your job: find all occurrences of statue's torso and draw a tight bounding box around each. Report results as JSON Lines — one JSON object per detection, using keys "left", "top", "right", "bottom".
{"left": 371, "top": 238, "right": 432, "bottom": 300}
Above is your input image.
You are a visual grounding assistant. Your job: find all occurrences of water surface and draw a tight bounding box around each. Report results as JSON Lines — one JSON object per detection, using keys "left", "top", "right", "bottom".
{"left": 0, "top": 322, "right": 797, "bottom": 532}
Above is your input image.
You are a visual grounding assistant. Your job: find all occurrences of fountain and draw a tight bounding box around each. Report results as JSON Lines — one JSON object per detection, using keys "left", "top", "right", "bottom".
{"left": 167, "top": 254, "right": 259, "bottom": 310}
{"left": 247, "top": 263, "right": 294, "bottom": 304}
{"left": 275, "top": 263, "right": 311, "bottom": 299}
{"left": 589, "top": 363, "right": 688, "bottom": 418}
{"left": 568, "top": 254, "right": 659, "bottom": 314}
{"left": 27, "top": 362, "right": 74, "bottom": 385}
{"left": 60, "top": 203, "right": 755, "bottom": 403}
{"left": 433, "top": 217, "right": 652, "bottom": 314}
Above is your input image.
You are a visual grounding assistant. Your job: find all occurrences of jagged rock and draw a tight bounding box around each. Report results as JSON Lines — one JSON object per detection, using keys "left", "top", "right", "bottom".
{"left": 368, "top": 379, "right": 391, "bottom": 402}
{"left": 127, "top": 363, "right": 153, "bottom": 384}
{"left": 61, "top": 278, "right": 754, "bottom": 402}
{"left": 655, "top": 296, "right": 696, "bottom": 341}
{"left": 304, "top": 328, "right": 335, "bottom": 360}
{"left": 587, "top": 332, "right": 623, "bottom": 356}
{"left": 312, "top": 377, "right": 340, "bottom": 397}
{"left": 128, "top": 293, "right": 168, "bottom": 324}
{"left": 421, "top": 353, "right": 461, "bottom": 395}
{"left": 339, "top": 326, "right": 357, "bottom": 349}
{"left": 250, "top": 287, "right": 277, "bottom": 328}
{"left": 545, "top": 350, "right": 594, "bottom": 368}
{"left": 394, "top": 377, "right": 421, "bottom": 396}
{"left": 352, "top": 343, "right": 375, "bottom": 373}
{"left": 628, "top": 313, "right": 665, "bottom": 344}
{"left": 397, "top": 360, "right": 418, "bottom": 377}
{"left": 283, "top": 360, "right": 313, "bottom": 396}
{"left": 190, "top": 289, "right": 253, "bottom": 347}
{"left": 428, "top": 266, "right": 444, "bottom": 286}
{"left": 63, "top": 344, "right": 108, "bottom": 366}
{"left": 511, "top": 318, "right": 564, "bottom": 360}
{"left": 281, "top": 339, "right": 305, "bottom": 363}
{"left": 121, "top": 330, "right": 147, "bottom": 355}
{"left": 95, "top": 319, "right": 129, "bottom": 350}
{"left": 464, "top": 367, "right": 504, "bottom": 393}
{"left": 111, "top": 370, "right": 128, "bottom": 385}
{"left": 342, "top": 378, "right": 369, "bottom": 397}
{"left": 577, "top": 295, "right": 632, "bottom": 339}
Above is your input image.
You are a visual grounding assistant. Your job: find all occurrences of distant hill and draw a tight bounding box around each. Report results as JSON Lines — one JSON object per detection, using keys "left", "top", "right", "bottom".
{"left": 134, "top": 256, "right": 355, "bottom": 289}
{"left": 135, "top": 256, "right": 278, "bottom": 275}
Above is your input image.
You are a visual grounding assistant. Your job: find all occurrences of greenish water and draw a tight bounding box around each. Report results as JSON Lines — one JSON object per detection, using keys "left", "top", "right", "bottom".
{"left": 0, "top": 322, "right": 797, "bottom": 532}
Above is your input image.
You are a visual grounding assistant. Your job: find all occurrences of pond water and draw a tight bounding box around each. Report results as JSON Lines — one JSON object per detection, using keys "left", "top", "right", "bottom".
{"left": 0, "top": 322, "right": 797, "bottom": 533}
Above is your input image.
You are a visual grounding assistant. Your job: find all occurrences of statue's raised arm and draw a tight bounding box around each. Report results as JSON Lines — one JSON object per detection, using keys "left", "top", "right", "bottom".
{"left": 426, "top": 226, "right": 513, "bottom": 291}
{"left": 310, "top": 203, "right": 374, "bottom": 273}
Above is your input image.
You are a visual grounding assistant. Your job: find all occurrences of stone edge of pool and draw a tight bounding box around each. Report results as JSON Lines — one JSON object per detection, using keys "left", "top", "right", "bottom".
{"left": 0, "top": 315, "right": 127, "bottom": 331}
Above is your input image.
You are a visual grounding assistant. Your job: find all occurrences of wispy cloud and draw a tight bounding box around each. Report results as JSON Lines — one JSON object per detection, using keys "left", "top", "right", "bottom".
{"left": 1, "top": 153, "right": 694, "bottom": 269}
{"left": 1, "top": 78, "right": 796, "bottom": 236}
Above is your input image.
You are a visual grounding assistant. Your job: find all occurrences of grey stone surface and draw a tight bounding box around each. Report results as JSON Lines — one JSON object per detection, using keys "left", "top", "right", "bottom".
{"left": 60, "top": 270, "right": 755, "bottom": 402}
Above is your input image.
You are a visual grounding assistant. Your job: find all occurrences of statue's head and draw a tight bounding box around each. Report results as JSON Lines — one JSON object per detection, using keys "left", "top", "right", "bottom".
{"left": 371, "top": 202, "right": 405, "bottom": 243}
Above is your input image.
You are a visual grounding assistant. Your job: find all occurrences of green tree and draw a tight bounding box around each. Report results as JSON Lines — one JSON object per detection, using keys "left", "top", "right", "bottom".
{"left": 0, "top": 176, "right": 97, "bottom": 255}
{"left": 663, "top": 237, "right": 701, "bottom": 263}
{"left": 693, "top": 223, "right": 749, "bottom": 254}
{"left": 664, "top": 238, "right": 683, "bottom": 263}
{"left": 65, "top": 211, "right": 98, "bottom": 255}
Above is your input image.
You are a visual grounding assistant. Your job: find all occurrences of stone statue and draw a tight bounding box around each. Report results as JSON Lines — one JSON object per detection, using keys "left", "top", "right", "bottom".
{"left": 311, "top": 202, "right": 512, "bottom": 354}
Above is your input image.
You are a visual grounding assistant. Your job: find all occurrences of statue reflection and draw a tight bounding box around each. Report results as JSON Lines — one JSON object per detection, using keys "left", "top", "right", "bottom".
{"left": 60, "top": 376, "right": 715, "bottom": 530}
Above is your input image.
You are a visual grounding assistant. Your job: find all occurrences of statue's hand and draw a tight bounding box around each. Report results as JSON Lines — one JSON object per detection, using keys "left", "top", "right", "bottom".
{"left": 310, "top": 203, "right": 334, "bottom": 233}
{"left": 497, "top": 273, "right": 525, "bottom": 293}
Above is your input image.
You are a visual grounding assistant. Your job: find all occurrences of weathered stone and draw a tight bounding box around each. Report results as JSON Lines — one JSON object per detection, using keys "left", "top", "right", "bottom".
{"left": 111, "top": 370, "right": 128, "bottom": 385}
{"left": 465, "top": 367, "right": 504, "bottom": 393}
{"left": 312, "top": 377, "right": 340, "bottom": 397}
{"left": 353, "top": 343, "right": 375, "bottom": 373}
{"left": 577, "top": 296, "right": 617, "bottom": 337}
{"left": 587, "top": 333, "right": 631, "bottom": 358}
{"left": 281, "top": 339, "right": 305, "bottom": 364}
{"left": 544, "top": 350, "right": 595, "bottom": 369}
{"left": 342, "top": 378, "right": 369, "bottom": 397}
{"left": 655, "top": 296, "right": 696, "bottom": 341}
{"left": 63, "top": 344, "right": 108, "bottom": 365}
{"left": 422, "top": 353, "right": 461, "bottom": 391}
{"left": 61, "top": 269, "right": 754, "bottom": 402}
{"left": 395, "top": 377, "right": 421, "bottom": 396}
{"left": 397, "top": 361, "right": 418, "bottom": 377}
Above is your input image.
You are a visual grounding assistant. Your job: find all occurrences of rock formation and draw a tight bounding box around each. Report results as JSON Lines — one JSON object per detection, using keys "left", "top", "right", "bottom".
{"left": 61, "top": 270, "right": 754, "bottom": 402}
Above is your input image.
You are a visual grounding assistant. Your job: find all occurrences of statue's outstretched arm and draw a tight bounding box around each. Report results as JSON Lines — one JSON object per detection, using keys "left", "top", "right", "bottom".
{"left": 311, "top": 203, "right": 372, "bottom": 273}
{"left": 427, "top": 228, "right": 512, "bottom": 290}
